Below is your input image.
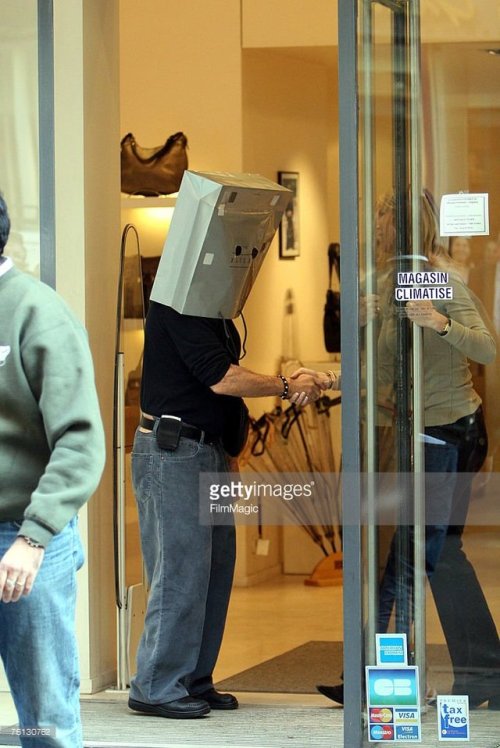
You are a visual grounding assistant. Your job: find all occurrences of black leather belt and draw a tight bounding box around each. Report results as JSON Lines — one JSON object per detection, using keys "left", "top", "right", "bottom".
{"left": 140, "top": 415, "right": 219, "bottom": 445}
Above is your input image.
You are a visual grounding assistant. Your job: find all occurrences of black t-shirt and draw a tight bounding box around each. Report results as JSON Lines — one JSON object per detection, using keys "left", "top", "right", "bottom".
{"left": 141, "top": 302, "right": 247, "bottom": 442}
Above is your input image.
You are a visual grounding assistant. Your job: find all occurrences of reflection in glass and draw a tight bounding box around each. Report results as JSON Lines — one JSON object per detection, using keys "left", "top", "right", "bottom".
{"left": 113, "top": 224, "right": 147, "bottom": 688}
{"left": 0, "top": 1, "right": 40, "bottom": 277}
{"left": 358, "top": 0, "right": 500, "bottom": 722}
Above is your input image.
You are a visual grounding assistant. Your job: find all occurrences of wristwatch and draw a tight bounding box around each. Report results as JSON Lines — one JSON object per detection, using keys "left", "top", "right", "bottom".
{"left": 437, "top": 317, "right": 451, "bottom": 336}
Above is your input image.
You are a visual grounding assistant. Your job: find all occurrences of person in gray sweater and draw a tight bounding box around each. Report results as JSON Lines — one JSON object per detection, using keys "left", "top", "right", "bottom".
{"left": 317, "top": 192, "right": 500, "bottom": 710}
{"left": 0, "top": 192, "right": 105, "bottom": 747}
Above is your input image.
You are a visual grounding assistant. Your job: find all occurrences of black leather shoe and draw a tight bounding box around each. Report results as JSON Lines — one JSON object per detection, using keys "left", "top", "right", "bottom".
{"left": 317, "top": 684, "right": 344, "bottom": 705}
{"left": 455, "top": 681, "right": 500, "bottom": 710}
{"left": 128, "top": 695, "right": 210, "bottom": 719}
{"left": 488, "top": 695, "right": 500, "bottom": 710}
{"left": 467, "top": 693, "right": 500, "bottom": 710}
{"left": 195, "top": 688, "right": 239, "bottom": 710}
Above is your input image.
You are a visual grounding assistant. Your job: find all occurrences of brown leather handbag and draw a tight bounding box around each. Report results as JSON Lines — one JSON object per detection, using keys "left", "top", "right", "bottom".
{"left": 120, "top": 131, "right": 188, "bottom": 196}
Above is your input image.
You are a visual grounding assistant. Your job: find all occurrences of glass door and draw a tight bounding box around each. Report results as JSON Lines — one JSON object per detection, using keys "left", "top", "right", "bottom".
{"left": 0, "top": 0, "right": 54, "bottom": 695}
{"left": 339, "top": 1, "right": 500, "bottom": 745}
{"left": 0, "top": 0, "right": 54, "bottom": 284}
{"left": 359, "top": 0, "right": 427, "bottom": 686}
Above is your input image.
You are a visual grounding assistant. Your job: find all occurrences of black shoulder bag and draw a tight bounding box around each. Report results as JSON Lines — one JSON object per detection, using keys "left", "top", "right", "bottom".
{"left": 323, "top": 242, "right": 341, "bottom": 353}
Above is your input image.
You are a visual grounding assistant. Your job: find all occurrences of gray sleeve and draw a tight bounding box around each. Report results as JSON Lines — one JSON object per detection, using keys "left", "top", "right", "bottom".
{"left": 440, "top": 281, "right": 497, "bottom": 365}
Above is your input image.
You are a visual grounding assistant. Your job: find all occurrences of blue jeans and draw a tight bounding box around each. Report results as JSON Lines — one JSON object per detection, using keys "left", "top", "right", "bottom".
{"left": 377, "top": 437, "right": 459, "bottom": 633}
{"left": 378, "top": 408, "right": 500, "bottom": 697}
{"left": 0, "top": 518, "right": 84, "bottom": 748}
{"left": 129, "top": 430, "right": 235, "bottom": 704}
{"left": 378, "top": 408, "right": 488, "bottom": 632}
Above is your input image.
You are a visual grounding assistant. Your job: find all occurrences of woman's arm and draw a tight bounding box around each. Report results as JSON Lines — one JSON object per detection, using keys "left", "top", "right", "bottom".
{"left": 406, "top": 283, "right": 496, "bottom": 365}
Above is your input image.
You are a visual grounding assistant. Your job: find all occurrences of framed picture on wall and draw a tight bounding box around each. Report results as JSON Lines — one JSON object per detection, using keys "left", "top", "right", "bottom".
{"left": 278, "top": 171, "right": 300, "bottom": 258}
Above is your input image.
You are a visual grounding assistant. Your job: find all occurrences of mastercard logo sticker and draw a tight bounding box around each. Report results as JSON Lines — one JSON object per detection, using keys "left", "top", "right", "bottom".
{"left": 370, "top": 708, "right": 393, "bottom": 723}
{"left": 370, "top": 724, "right": 395, "bottom": 740}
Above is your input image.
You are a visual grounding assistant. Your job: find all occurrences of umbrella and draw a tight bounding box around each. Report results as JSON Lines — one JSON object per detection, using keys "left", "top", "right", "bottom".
{"left": 240, "top": 396, "right": 342, "bottom": 556}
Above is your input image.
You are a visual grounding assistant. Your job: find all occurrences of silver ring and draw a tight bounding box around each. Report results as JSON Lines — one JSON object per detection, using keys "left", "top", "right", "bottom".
{"left": 4, "top": 579, "right": 15, "bottom": 588}
{"left": 14, "top": 581, "right": 24, "bottom": 588}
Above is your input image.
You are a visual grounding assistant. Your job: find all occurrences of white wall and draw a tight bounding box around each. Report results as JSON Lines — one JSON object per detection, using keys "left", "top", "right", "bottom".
{"left": 119, "top": 5, "right": 340, "bottom": 407}
{"left": 118, "top": 1, "right": 342, "bottom": 585}
{"left": 120, "top": 0, "right": 243, "bottom": 173}
{"left": 54, "top": 0, "right": 120, "bottom": 693}
{"left": 242, "top": 0, "right": 338, "bottom": 48}
{"left": 241, "top": 48, "right": 338, "bottom": 418}
{"left": 0, "top": 0, "right": 121, "bottom": 697}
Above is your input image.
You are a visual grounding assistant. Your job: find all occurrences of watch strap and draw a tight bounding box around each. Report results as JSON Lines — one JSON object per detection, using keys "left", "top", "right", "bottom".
{"left": 438, "top": 317, "right": 451, "bottom": 336}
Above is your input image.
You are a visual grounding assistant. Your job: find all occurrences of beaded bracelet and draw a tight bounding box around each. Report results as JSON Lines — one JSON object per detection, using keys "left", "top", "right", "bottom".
{"left": 278, "top": 374, "right": 289, "bottom": 400}
{"left": 21, "top": 535, "right": 45, "bottom": 549}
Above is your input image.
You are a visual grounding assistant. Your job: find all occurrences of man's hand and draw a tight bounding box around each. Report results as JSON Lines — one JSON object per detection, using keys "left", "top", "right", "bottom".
{"left": 288, "top": 368, "right": 334, "bottom": 406}
{"left": 0, "top": 538, "right": 45, "bottom": 603}
{"left": 211, "top": 364, "right": 324, "bottom": 401}
{"left": 210, "top": 363, "right": 338, "bottom": 405}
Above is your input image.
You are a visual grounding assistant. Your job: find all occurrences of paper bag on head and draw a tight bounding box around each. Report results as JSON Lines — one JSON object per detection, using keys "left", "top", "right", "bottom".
{"left": 150, "top": 170, "right": 292, "bottom": 318}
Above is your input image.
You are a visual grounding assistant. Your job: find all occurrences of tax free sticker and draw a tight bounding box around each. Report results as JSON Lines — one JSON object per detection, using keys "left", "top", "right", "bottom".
{"left": 437, "top": 695, "right": 469, "bottom": 742}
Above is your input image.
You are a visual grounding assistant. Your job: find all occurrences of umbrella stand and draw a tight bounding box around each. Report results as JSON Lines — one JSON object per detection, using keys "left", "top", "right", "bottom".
{"left": 241, "top": 399, "right": 343, "bottom": 577}
{"left": 243, "top": 414, "right": 330, "bottom": 556}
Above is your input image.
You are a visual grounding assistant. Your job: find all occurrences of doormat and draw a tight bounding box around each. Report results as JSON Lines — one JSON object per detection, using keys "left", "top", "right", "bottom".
{"left": 215, "top": 640, "right": 451, "bottom": 694}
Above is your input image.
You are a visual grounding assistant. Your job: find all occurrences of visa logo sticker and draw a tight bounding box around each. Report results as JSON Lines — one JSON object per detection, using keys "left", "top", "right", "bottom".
{"left": 370, "top": 724, "right": 395, "bottom": 741}
{"left": 376, "top": 634, "right": 408, "bottom": 666}
{"left": 437, "top": 695, "right": 469, "bottom": 741}
{"left": 394, "top": 708, "right": 419, "bottom": 724}
{"left": 395, "top": 724, "right": 420, "bottom": 741}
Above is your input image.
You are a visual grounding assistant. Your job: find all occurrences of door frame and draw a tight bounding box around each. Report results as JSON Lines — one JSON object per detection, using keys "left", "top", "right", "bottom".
{"left": 338, "top": 2, "right": 364, "bottom": 745}
{"left": 338, "top": 1, "right": 426, "bottom": 744}
{"left": 38, "top": 0, "right": 56, "bottom": 286}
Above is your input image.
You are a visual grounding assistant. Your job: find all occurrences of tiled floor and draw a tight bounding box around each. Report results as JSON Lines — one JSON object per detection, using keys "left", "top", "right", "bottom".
{"left": 0, "top": 529, "right": 498, "bottom": 747}
{"left": 215, "top": 528, "right": 499, "bottom": 683}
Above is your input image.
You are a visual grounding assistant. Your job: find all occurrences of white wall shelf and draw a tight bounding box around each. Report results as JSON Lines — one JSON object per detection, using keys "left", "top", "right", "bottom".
{"left": 121, "top": 195, "right": 177, "bottom": 209}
